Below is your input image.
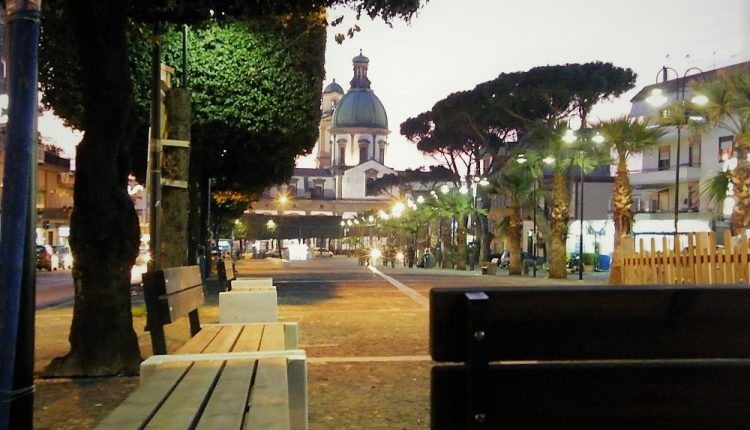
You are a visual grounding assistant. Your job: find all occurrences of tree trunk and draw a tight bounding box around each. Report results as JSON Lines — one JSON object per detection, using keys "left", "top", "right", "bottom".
{"left": 44, "top": 0, "right": 141, "bottom": 376}
{"left": 609, "top": 160, "right": 633, "bottom": 284}
{"left": 508, "top": 198, "right": 522, "bottom": 275}
{"left": 455, "top": 226, "right": 467, "bottom": 270}
{"left": 161, "top": 88, "right": 191, "bottom": 268}
{"left": 441, "top": 220, "right": 452, "bottom": 269}
{"left": 548, "top": 171, "right": 569, "bottom": 279}
{"left": 731, "top": 140, "right": 750, "bottom": 234}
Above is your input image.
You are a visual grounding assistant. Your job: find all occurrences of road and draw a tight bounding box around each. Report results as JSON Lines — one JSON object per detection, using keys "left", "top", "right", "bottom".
{"left": 35, "top": 269, "right": 74, "bottom": 309}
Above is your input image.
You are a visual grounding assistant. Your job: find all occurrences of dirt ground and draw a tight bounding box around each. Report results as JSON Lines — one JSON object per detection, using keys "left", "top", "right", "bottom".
{"left": 31, "top": 259, "right": 434, "bottom": 429}
{"left": 31, "top": 258, "right": 606, "bottom": 429}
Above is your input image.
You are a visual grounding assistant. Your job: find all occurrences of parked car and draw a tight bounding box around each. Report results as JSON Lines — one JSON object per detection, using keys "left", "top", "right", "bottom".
{"left": 312, "top": 247, "right": 334, "bottom": 257}
{"left": 36, "top": 245, "right": 52, "bottom": 271}
{"left": 51, "top": 245, "right": 73, "bottom": 270}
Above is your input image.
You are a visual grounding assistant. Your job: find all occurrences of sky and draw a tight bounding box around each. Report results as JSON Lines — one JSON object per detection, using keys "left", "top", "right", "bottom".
{"left": 40, "top": 0, "right": 749, "bottom": 170}
{"left": 296, "top": 0, "right": 749, "bottom": 170}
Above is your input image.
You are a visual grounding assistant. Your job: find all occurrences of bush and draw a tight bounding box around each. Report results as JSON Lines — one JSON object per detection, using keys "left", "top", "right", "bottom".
{"left": 581, "top": 253, "right": 598, "bottom": 266}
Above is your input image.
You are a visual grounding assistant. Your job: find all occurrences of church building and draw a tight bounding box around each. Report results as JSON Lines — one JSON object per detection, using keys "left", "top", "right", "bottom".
{"left": 247, "top": 52, "right": 403, "bottom": 249}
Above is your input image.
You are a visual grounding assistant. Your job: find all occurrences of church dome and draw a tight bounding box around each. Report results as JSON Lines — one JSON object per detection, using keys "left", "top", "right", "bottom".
{"left": 331, "top": 50, "right": 388, "bottom": 130}
{"left": 323, "top": 79, "right": 344, "bottom": 94}
{"left": 332, "top": 89, "right": 388, "bottom": 129}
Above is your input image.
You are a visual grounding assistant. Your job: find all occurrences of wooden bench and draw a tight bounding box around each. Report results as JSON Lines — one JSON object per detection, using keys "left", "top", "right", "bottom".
{"left": 430, "top": 285, "right": 750, "bottom": 429}
{"left": 97, "top": 265, "right": 306, "bottom": 429}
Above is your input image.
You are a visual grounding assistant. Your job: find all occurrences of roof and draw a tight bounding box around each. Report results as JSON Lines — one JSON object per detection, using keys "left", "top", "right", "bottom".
{"left": 293, "top": 167, "right": 333, "bottom": 177}
{"left": 630, "top": 61, "right": 750, "bottom": 102}
{"left": 323, "top": 80, "right": 344, "bottom": 94}
{"left": 332, "top": 88, "right": 388, "bottom": 129}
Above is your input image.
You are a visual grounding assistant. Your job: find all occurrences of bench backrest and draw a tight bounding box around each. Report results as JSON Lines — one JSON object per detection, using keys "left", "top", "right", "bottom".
{"left": 144, "top": 265, "right": 204, "bottom": 354}
{"left": 430, "top": 285, "right": 750, "bottom": 429}
{"left": 430, "top": 285, "right": 750, "bottom": 362}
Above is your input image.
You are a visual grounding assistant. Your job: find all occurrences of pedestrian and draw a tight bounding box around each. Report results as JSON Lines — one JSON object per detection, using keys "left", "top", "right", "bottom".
{"left": 407, "top": 245, "right": 415, "bottom": 268}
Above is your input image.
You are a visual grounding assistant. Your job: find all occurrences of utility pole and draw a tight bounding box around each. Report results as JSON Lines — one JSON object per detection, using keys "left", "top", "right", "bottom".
{"left": 0, "top": 2, "right": 41, "bottom": 429}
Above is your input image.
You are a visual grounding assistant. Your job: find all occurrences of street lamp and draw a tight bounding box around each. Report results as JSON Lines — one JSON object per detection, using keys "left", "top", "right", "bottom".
{"left": 563, "top": 128, "right": 605, "bottom": 280}
{"left": 276, "top": 193, "right": 289, "bottom": 256}
{"left": 646, "top": 66, "right": 706, "bottom": 238}
{"left": 517, "top": 153, "right": 554, "bottom": 277}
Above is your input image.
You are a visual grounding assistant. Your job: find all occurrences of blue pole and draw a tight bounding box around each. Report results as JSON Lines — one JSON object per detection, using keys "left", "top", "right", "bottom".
{"left": 0, "top": 2, "right": 41, "bottom": 429}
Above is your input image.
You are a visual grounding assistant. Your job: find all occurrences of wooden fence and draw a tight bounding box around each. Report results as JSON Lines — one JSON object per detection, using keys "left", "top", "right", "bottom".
{"left": 618, "top": 231, "right": 750, "bottom": 285}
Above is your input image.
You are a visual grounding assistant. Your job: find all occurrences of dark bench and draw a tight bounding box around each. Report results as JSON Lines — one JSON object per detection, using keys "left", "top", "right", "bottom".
{"left": 430, "top": 285, "right": 750, "bottom": 429}
{"left": 97, "top": 265, "right": 306, "bottom": 429}
{"left": 217, "top": 256, "right": 237, "bottom": 291}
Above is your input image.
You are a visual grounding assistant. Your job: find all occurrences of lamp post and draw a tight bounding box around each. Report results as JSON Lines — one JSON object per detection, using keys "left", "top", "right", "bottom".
{"left": 646, "top": 66, "right": 706, "bottom": 239}
{"left": 517, "top": 154, "right": 554, "bottom": 277}
{"left": 276, "top": 194, "right": 288, "bottom": 257}
{"left": 563, "top": 129, "right": 605, "bottom": 280}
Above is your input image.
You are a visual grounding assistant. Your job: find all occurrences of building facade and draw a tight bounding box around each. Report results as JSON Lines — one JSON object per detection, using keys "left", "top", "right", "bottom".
{"left": 626, "top": 62, "right": 750, "bottom": 247}
{"left": 251, "top": 51, "right": 400, "bottom": 230}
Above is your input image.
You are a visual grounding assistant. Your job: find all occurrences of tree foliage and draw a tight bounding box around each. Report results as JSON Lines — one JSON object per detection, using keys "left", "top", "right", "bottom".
{"left": 36, "top": 0, "right": 424, "bottom": 377}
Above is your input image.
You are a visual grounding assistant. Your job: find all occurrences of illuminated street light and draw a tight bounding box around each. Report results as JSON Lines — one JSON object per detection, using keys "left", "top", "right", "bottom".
{"left": 646, "top": 66, "right": 705, "bottom": 236}
{"left": 563, "top": 129, "right": 605, "bottom": 280}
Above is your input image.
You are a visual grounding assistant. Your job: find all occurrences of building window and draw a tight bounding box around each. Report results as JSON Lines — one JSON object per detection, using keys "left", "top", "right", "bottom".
{"left": 288, "top": 185, "right": 297, "bottom": 197}
{"left": 379, "top": 147, "right": 385, "bottom": 163}
{"left": 312, "top": 185, "right": 323, "bottom": 198}
{"left": 688, "top": 135, "right": 701, "bottom": 167}
{"left": 658, "top": 146, "right": 670, "bottom": 171}
{"left": 719, "top": 135, "right": 734, "bottom": 162}
{"left": 658, "top": 190, "right": 670, "bottom": 212}
{"left": 366, "top": 177, "right": 377, "bottom": 196}
{"left": 339, "top": 146, "right": 346, "bottom": 165}
{"left": 359, "top": 141, "right": 369, "bottom": 164}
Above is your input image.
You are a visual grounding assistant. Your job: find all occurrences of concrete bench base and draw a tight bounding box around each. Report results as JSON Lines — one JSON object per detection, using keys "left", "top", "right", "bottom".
{"left": 219, "top": 287, "right": 278, "bottom": 323}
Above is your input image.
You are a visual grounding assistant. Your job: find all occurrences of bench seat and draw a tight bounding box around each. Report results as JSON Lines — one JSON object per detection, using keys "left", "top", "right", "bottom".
{"left": 98, "top": 266, "right": 306, "bottom": 429}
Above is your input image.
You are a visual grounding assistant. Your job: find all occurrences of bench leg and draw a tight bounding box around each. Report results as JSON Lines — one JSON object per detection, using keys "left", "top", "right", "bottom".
{"left": 150, "top": 324, "right": 167, "bottom": 355}
{"left": 288, "top": 356, "right": 308, "bottom": 430}
{"left": 188, "top": 309, "right": 201, "bottom": 337}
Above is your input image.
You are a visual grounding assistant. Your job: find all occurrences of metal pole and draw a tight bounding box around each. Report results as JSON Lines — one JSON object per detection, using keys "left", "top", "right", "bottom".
{"left": 181, "top": 25, "right": 188, "bottom": 89}
{"left": 0, "top": 2, "right": 41, "bottom": 428}
{"left": 579, "top": 151, "right": 584, "bottom": 281}
{"left": 532, "top": 179, "right": 537, "bottom": 277}
{"left": 148, "top": 22, "right": 163, "bottom": 270}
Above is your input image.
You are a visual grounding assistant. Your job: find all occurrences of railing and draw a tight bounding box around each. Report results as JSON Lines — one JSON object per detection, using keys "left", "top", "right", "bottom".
{"left": 616, "top": 231, "right": 750, "bottom": 285}
{"left": 629, "top": 162, "right": 701, "bottom": 174}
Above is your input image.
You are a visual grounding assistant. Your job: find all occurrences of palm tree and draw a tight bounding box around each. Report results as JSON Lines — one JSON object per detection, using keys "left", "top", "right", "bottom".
{"left": 493, "top": 163, "right": 535, "bottom": 275}
{"left": 529, "top": 121, "right": 577, "bottom": 278}
{"left": 691, "top": 69, "right": 750, "bottom": 233}
{"left": 701, "top": 170, "right": 732, "bottom": 219}
{"left": 427, "top": 188, "right": 482, "bottom": 270}
{"left": 600, "top": 117, "right": 666, "bottom": 284}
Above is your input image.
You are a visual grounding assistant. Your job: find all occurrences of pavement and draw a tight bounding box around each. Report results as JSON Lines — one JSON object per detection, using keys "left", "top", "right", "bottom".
{"left": 32, "top": 255, "right": 610, "bottom": 429}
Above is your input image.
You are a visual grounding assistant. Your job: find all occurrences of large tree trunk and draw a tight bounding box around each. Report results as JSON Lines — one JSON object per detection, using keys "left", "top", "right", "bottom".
{"left": 731, "top": 140, "right": 750, "bottom": 234}
{"left": 441, "top": 219, "right": 452, "bottom": 269}
{"left": 548, "top": 172, "right": 569, "bottom": 279}
{"left": 455, "top": 215, "right": 467, "bottom": 270}
{"left": 609, "top": 160, "right": 633, "bottom": 284}
{"left": 43, "top": 0, "right": 141, "bottom": 377}
{"left": 508, "top": 198, "right": 522, "bottom": 275}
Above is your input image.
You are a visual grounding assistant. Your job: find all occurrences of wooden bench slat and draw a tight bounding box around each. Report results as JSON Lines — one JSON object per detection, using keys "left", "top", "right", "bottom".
{"left": 145, "top": 361, "right": 223, "bottom": 429}
{"left": 97, "top": 363, "right": 191, "bottom": 429}
{"left": 234, "top": 324, "right": 264, "bottom": 352}
{"left": 196, "top": 359, "right": 256, "bottom": 430}
{"left": 202, "top": 325, "right": 244, "bottom": 354}
{"left": 432, "top": 360, "right": 750, "bottom": 429}
{"left": 430, "top": 285, "right": 750, "bottom": 362}
{"left": 244, "top": 357, "right": 291, "bottom": 430}
{"left": 161, "top": 266, "right": 203, "bottom": 295}
{"left": 260, "top": 324, "right": 286, "bottom": 351}
{"left": 176, "top": 325, "right": 222, "bottom": 354}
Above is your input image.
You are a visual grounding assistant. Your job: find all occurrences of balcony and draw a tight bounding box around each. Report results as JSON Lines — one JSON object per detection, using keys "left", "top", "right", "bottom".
{"left": 629, "top": 163, "right": 702, "bottom": 187}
